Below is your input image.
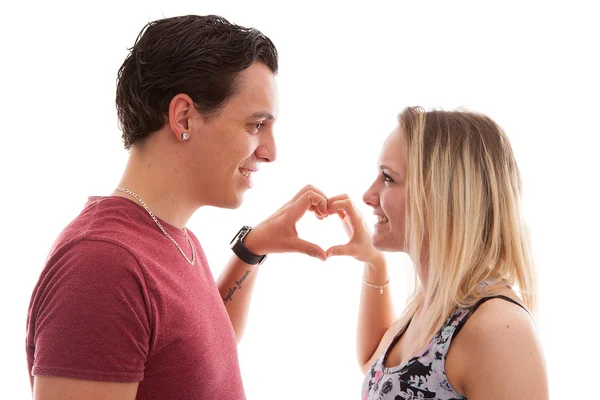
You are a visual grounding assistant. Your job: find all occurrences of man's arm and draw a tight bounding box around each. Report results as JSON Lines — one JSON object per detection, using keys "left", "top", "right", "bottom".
{"left": 216, "top": 251, "right": 261, "bottom": 343}
{"left": 34, "top": 377, "right": 139, "bottom": 400}
{"left": 28, "top": 241, "right": 150, "bottom": 399}
{"left": 217, "top": 185, "right": 329, "bottom": 343}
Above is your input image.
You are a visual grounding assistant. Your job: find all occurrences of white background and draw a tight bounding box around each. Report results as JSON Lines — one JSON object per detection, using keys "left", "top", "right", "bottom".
{"left": 1, "top": 0, "right": 599, "bottom": 398}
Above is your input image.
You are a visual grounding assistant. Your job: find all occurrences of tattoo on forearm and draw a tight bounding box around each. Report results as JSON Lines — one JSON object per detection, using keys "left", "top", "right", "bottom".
{"left": 223, "top": 269, "right": 252, "bottom": 303}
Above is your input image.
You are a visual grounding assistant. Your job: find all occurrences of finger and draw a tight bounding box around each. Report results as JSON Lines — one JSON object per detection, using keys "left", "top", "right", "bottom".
{"left": 326, "top": 194, "right": 350, "bottom": 215}
{"left": 331, "top": 199, "right": 365, "bottom": 238}
{"left": 290, "top": 185, "right": 328, "bottom": 205}
{"left": 287, "top": 185, "right": 328, "bottom": 218}
{"left": 288, "top": 190, "right": 328, "bottom": 221}
{"left": 326, "top": 244, "right": 355, "bottom": 258}
{"left": 336, "top": 210, "right": 353, "bottom": 236}
{"left": 273, "top": 185, "right": 324, "bottom": 216}
{"left": 330, "top": 198, "right": 361, "bottom": 222}
{"left": 292, "top": 238, "right": 327, "bottom": 261}
{"left": 309, "top": 204, "right": 327, "bottom": 218}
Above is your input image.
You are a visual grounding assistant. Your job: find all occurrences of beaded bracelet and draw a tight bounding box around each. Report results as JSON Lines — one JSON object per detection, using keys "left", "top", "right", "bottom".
{"left": 362, "top": 277, "right": 390, "bottom": 294}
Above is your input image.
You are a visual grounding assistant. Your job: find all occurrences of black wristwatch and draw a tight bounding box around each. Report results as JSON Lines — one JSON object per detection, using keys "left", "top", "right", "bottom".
{"left": 230, "top": 226, "right": 267, "bottom": 266}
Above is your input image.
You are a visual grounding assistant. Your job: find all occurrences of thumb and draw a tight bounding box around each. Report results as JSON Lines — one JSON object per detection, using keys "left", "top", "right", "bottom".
{"left": 326, "top": 244, "right": 354, "bottom": 258}
{"left": 292, "top": 238, "right": 327, "bottom": 261}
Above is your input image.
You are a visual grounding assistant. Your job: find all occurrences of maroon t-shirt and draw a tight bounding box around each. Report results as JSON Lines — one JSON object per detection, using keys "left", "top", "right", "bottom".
{"left": 26, "top": 196, "right": 246, "bottom": 399}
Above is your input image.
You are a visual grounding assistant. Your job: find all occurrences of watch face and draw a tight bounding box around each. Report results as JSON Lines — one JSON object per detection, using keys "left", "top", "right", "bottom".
{"left": 239, "top": 226, "right": 252, "bottom": 241}
{"left": 230, "top": 226, "right": 252, "bottom": 245}
{"left": 230, "top": 229, "right": 242, "bottom": 244}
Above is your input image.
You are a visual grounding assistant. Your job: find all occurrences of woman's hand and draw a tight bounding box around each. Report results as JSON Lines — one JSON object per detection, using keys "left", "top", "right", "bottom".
{"left": 325, "top": 194, "right": 384, "bottom": 265}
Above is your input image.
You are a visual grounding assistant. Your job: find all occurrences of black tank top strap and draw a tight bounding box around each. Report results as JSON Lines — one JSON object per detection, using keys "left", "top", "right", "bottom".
{"left": 453, "top": 295, "right": 529, "bottom": 339}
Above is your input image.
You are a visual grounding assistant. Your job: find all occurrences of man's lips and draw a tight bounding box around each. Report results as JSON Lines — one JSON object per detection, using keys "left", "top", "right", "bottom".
{"left": 239, "top": 168, "right": 254, "bottom": 179}
{"left": 239, "top": 168, "right": 257, "bottom": 187}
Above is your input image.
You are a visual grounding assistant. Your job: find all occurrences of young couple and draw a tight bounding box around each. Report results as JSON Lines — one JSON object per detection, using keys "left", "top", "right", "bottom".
{"left": 26, "top": 15, "right": 548, "bottom": 400}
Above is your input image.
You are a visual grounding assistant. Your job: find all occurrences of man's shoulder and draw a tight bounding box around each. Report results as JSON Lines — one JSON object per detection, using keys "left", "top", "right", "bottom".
{"left": 45, "top": 196, "right": 148, "bottom": 267}
{"left": 58, "top": 196, "right": 146, "bottom": 245}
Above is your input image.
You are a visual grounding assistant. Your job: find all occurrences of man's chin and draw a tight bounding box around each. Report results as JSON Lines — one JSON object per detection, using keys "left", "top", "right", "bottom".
{"left": 206, "top": 192, "right": 244, "bottom": 210}
{"left": 225, "top": 192, "right": 245, "bottom": 209}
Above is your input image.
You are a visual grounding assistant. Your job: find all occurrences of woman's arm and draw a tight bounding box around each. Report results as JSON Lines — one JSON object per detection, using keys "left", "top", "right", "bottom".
{"left": 326, "top": 195, "right": 396, "bottom": 372}
{"left": 356, "top": 257, "right": 397, "bottom": 372}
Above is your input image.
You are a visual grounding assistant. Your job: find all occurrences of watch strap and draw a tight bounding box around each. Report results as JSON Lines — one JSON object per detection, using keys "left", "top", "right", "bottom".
{"left": 230, "top": 226, "right": 267, "bottom": 265}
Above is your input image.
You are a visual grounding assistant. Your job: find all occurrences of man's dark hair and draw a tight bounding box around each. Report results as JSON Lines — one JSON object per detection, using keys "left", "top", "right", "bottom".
{"left": 116, "top": 15, "right": 278, "bottom": 149}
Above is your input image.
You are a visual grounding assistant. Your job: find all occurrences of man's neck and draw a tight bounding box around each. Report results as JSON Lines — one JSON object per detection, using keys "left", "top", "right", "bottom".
{"left": 113, "top": 144, "right": 199, "bottom": 229}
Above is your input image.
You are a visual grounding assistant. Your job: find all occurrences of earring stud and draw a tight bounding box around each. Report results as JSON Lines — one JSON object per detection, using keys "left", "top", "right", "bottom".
{"left": 182, "top": 132, "right": 189, "bottom": 140}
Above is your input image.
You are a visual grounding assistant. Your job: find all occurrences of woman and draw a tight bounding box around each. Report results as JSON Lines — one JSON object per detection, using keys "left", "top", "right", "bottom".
{"left": 326, "top": 107, "right": 548, "bottom": 399}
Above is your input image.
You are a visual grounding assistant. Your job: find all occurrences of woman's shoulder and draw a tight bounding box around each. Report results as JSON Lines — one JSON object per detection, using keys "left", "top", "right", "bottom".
{"left": 452, "top": 289, "right": 535, "bottom": 354}
{"left": 458, "top": 293, "right": 534, "bottom": 344}
{"left": 448, "top": 292, "right": 548, "bottom": 398}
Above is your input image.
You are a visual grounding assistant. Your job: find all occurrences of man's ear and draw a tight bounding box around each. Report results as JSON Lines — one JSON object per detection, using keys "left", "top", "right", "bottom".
{"left": 168, "top": 94, "right": 196, "bottom": 141}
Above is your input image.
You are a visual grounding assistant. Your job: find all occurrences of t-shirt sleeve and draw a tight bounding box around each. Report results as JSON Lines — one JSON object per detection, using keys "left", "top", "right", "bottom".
{"left": 29, "top": 239, "right": 151, "bottom": 382}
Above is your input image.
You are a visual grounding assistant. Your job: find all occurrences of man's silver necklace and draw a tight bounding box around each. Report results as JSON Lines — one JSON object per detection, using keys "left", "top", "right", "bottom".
{"left": 115, "top": 187, "right": 196, "bottom": 265}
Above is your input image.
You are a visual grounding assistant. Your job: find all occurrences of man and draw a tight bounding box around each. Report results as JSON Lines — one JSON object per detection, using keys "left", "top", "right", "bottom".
{"left": 26, "top": 15, "right": 328, "bottom": 399}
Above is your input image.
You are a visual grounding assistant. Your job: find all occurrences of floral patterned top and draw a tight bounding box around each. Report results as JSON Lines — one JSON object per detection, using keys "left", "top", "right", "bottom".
{"left": 361, "top": 295, "right": 525, "bottom": 400}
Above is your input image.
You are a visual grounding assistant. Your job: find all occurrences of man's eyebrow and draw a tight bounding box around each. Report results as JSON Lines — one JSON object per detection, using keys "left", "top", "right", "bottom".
{"left": 250, "top": 111, "right": 274, "bottom": 120}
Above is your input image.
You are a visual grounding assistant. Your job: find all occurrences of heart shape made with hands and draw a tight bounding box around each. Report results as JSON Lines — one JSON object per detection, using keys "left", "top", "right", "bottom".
{"left": 261, "top": 187, "right": 373, "bottom": 261}
{"left": 292, "top": 193, "right": 374, "bottom": 261}
{"left": 295, "top": 210, "right": 351, "bottom": 256}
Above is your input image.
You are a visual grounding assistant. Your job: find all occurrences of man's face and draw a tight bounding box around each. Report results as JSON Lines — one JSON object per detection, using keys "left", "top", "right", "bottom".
{"left": 189, "top": 62, "right": 279, "bottom": 208}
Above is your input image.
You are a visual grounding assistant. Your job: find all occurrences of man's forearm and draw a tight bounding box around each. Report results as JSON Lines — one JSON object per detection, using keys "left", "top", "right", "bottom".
{"left": 216, "top": 255, "right": 260, "bottom": 344}
{"left": 216, "top": 186, "right": 328, "bottom": 343}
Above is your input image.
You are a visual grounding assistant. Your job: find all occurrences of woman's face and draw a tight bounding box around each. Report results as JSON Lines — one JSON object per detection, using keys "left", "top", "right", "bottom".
{"left": 363, "top": 126, "right": 407, "bottom": 252}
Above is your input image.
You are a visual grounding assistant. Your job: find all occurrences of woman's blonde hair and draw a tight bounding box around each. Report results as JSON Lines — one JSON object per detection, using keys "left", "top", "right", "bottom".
{"left": 399, "top": 106, "right": 537, "bottom": 347}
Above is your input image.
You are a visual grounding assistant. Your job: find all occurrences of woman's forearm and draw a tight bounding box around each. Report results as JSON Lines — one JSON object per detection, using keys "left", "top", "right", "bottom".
{"left": 357, "top": 256, "right": 396, "bottom": 369}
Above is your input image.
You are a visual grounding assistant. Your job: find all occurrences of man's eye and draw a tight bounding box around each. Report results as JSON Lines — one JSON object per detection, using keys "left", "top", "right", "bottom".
{"left": 249, "top": 122, "right": 264, "bottom": 134}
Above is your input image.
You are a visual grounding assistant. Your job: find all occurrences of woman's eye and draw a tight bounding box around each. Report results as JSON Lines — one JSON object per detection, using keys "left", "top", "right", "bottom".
{"left": 382, "top": 172, "right": 394, "bottom": 183}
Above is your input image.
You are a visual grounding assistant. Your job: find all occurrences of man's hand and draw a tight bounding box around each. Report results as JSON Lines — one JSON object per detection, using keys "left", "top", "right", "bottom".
{"left": 243, "top": 185, "right": 329, "bottom": 261}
